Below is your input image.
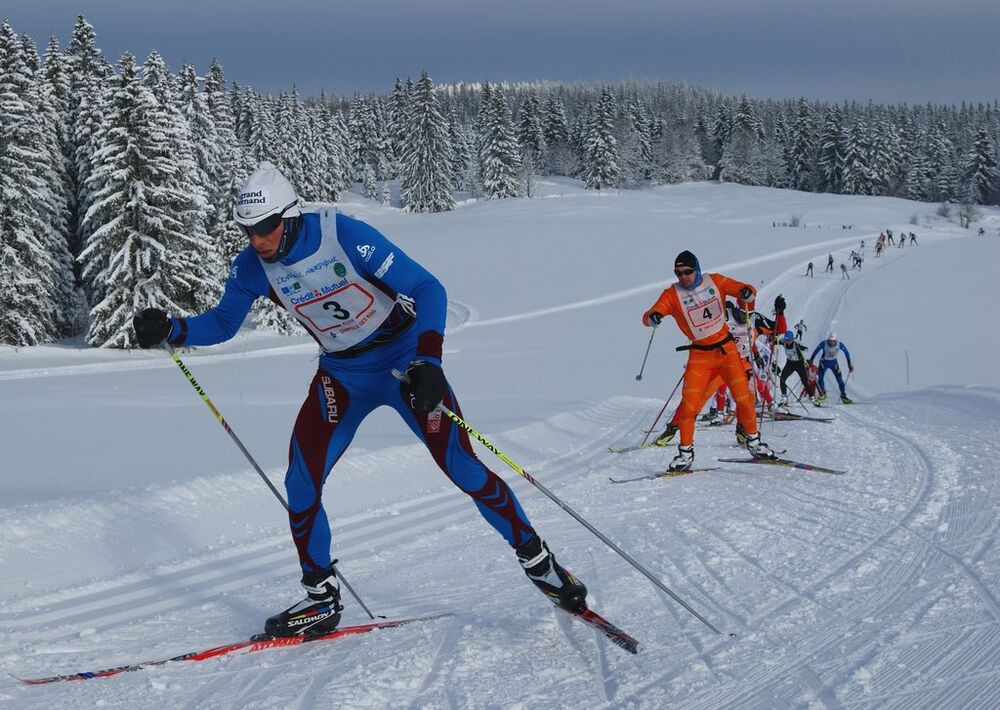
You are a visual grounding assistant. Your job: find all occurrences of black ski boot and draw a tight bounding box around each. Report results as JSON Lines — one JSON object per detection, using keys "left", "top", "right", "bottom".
{"left": 654, "top": 422, "right": 679, "bottom": 446}
{"left": 264, "top": 564, "right": 344, "bottom": 638}
{"left": 516, "top": 538, "right": 587, "bottom": 613}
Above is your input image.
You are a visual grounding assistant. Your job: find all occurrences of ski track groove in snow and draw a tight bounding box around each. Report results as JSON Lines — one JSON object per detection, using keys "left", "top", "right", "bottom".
{"left": 681, "top": 397, "right": 999, "bottom": 708}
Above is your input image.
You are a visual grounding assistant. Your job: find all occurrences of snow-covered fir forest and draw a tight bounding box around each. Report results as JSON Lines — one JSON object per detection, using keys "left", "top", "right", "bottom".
{"left": 1, "top": 15, "right": 998, "bottom": 349}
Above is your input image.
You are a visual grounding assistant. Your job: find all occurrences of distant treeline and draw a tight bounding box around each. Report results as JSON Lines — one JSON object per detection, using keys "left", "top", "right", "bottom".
{"left": 1, "top": 15, "right": 997, "bottom": 347}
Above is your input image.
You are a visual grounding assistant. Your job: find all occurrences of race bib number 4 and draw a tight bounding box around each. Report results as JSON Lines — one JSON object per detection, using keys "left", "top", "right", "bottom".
{"left": 687, "top": 300, "right": 722, "bottom": 328}
{"left": 294, "top": 283, "right": 376, "bottom": 333}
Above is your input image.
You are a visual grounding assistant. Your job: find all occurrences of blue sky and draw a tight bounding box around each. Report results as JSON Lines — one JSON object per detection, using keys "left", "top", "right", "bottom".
{"left": 7, "top": 0, "right": 999, "bottom": 103}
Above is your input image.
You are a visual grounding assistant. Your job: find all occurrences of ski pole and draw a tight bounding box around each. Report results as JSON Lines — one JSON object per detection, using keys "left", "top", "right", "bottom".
{"left": 167, "top": 346, "right": 381, "bottom": 620}
{"left": 634, "top": 326, "right": 657, "bottom": 381}
{"left": 393, "top": 369, "right": 724, "bottom": 636}
{"left": 640, "top": 369, "right": 684, "bottom": 444}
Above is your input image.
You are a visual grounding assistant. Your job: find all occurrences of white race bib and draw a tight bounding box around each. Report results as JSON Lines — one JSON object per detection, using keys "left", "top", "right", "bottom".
{"left": 260, "top": 207, "right": 398, "bottom": 352}
{"left": 675, "top": 274, "right": 726, "bottom": 341}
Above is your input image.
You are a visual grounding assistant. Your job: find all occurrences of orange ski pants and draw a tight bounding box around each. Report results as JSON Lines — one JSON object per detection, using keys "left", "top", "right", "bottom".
{"left": 675, "top": 347, "right": 758, "bottom": 446}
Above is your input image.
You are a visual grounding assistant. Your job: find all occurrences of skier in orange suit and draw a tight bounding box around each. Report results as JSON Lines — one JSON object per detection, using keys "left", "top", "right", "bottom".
{"left": 642, "top": 251, "right": 777, "bottom": 471}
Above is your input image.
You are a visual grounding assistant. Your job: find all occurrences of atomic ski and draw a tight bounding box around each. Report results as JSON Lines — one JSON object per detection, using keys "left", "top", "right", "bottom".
{"left": 609, "top": 467, "right": 719, "bottom": 483}
{"left": 772, "top": 411, "right": 834, "bottom": 423}
{"left": 560, "top": 606, "right": 639, "bottom": 654}
{"left": 717, "top": 457, "right": 846, "bottom": 475}
{"left": 14, "top": 614, "right": 451, "bottom": 685}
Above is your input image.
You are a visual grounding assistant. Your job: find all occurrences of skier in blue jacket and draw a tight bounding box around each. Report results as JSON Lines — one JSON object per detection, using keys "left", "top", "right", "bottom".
{"left": 132, "top": 163, "right": 587, "bottom": 637}
{"left": 809, "top": 331, "right": 854, "bottom": 403}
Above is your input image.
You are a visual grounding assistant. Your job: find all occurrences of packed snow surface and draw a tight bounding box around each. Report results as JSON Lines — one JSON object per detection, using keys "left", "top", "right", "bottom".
{"left": 1, "top": 181, "right": 998, "bottom": 708}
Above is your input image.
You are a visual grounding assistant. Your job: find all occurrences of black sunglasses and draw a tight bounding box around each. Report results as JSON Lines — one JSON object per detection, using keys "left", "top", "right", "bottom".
{"left": 239, "top": 203, "right": 294, "bottom": 238}
{"left": 674, "top": 268, "right": 695, "bottom": 277}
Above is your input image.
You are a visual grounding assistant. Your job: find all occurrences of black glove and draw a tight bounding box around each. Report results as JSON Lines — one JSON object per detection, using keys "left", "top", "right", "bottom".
{"left": 771, "top": 361, "right": 780, "bottom": 376}
{"left": 405, "top": 360, "right": 448, "bottom": 414}
{"left": 774, "top": 294, "right": 786, "bottom": 314}
{"left": 753, "top": 352, "right": 764, "bottom": 370}
{"left": 133, "top": 308, "right": 172, "bottom": 348}
{"left": 647, "top": 312, "right": 663, "bottom": 326}
{"left": 737, "top": 286, "right": 754, "bottom": 301}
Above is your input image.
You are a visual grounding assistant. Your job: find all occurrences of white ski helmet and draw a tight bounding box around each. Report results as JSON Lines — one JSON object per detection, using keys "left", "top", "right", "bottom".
{"left": 233, "top": 161, "right": 302, "bottom": 229}
{"left": 827, "top": 331, "right": 837, "bottom": 342}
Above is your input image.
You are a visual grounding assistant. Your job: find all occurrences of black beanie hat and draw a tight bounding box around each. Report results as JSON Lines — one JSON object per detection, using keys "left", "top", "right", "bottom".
{"left": 674, "top": 250, "right": 699, "bottom": 270}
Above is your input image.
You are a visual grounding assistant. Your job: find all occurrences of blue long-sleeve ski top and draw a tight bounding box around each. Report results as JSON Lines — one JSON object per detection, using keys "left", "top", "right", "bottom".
{"left": 166, "top": 212, "right": 447, "bottom": 363}
{"left": 810, "top": 340, "right": 852, "bottom": 367}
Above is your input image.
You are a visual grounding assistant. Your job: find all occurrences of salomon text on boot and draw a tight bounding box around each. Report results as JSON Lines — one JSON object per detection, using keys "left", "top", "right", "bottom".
{"left": 516, "top": 538, "right": 588, "bottom": 613}
{"left": 264, "top": 564, "right": 344, "bottom": 638}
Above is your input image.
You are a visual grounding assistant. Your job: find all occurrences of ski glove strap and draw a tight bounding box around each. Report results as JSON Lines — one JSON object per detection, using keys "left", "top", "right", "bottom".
{"left": 405, "top": 360, "right": 448, "bottom": 414}
{"left": 133, "top": 308, "right": 171, "bottom": 348}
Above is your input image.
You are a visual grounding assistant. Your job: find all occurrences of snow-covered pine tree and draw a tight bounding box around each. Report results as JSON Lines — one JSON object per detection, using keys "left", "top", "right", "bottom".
{"left": 961, "top": 126, "right": 1000, "bottom": 205}
{"left": 204, "top": 59, "right": 249, "bottom": 268}
{"left": 583, "top": 87, "right": 620, "bottom": 190}
{"left": 276, "top": 87, "right": 307, "bottom": 188}
{"left": 298, "top": 108, "right": 327, "bottom": 200}
{"left": 541, "top": 93, "right": 575, "bottom": 175}
{"left": 176, "top": 63, "right": 225, "bottom": 311}
{"left": 619, "top": 100, "right": 653, "bottom": 187}
{"left": 79, "top": 53, "right": 190, "bottom": 347}
{"left": 926, "top": 121, "right": 957, "bottom": 202}
{"left": 247, "top": 91, "right": 278, "bottom": 165}
{"left": 386, "top": 78, "right": 411, "bottom": 176}
{"left": 817, "top": 105, "right": 847, "bottom": 193}
{"left": 447, "top": 104, "right": 472, "bottom": 190}
{"left": 22, "top": 32, "right": 84, "bottom": 336}
{"left": 0, "top": 203, "right": 50, "bottom": 346}
{"left": 903, "top": 127, "right": 933, "bottom": 201}
{"left": 142, "top": 52, "right": 220, "bottom": 314}
{"left": 515, "top": 91, "right": 545, "bottom": 173}
{"left": 842, "top": 119, "right": 874, "bottom": 195}
{"left": 478, "top": 84, "right": 521, "bottom": 199}
{"left": 348, "top": 94, "right": 378, "bottom": 185}
{"left": 867, "top": 114, "right": 903, "bottom": 196}
{"left": 707, "top": 103, "right": 733, "bottom": 178}
{"left": 655, "top": 115, "right": 708, "bottom": 184}
{"left": 65, "top": 14, "right": 111, "bottom": 271}
{"left": 719, "top": 96, "right": 766, "bottom": 185}
{"left": 400, "top": 71, "right": 454, "bottom": 212}
{"left": 961, "top": 126, "right": 999, "bottom": 204}
{"left": 318, "top": 104, "right": 349, "bottom": 201}
{"left": 788, "top": 97, "right": 816, "bottom": 191}
{"left": 0, "top": 22, "right": 56, "bottom": 344}
{"left": 764, "top": 115, "right": 791, "bottom": 189}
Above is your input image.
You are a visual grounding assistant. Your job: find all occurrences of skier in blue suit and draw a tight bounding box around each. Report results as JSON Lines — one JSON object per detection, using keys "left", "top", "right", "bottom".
{"left": 132, "top": 163, "right": 587, "bottom": 637}
{"left": 809, "top": 331, "right": 854, "bottom": 403}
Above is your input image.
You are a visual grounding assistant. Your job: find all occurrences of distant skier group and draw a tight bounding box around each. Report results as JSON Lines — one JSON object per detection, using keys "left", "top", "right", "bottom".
{"left": 642, "top": 251, "right": 857, "bottom": 473}
{"left": 874, "top": 229, "right": 918, "bottom": 257}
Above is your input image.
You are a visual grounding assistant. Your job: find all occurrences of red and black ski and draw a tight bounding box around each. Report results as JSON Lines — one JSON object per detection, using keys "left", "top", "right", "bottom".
{"left": 561, "top": 606, "right": 639, "bottom": 654}
{"left": 14, "top": 614, "right": 451, "bottom": 685}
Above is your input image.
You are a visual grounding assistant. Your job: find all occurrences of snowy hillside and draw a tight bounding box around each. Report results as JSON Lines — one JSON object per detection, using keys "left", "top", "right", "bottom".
{"left": 1, "top": 181, "right": 999, "bottom": 707}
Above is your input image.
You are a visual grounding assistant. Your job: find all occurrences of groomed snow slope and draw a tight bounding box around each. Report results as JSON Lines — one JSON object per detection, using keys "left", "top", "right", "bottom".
{"left": 1, "top": 181, "right": 998, "bottom": 708}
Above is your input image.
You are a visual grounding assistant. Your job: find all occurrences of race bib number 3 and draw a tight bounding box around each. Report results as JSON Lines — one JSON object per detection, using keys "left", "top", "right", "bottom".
{"left": 295, "top": 283, "right": 376, "bottom": 333}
